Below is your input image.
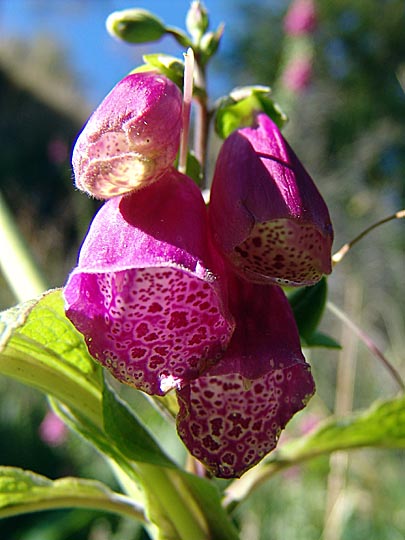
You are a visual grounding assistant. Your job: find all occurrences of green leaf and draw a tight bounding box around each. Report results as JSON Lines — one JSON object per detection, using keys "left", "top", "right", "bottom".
{"left": 199, "top": 24, "right": 225, "bottom": 65}
{"left": 304, "top": 331, "right": 341, "bottom": 349}
{"left": 279, "top": 394, "right": 405, "bottom": 460}
{"left": 0, "top": 290, "right": 103, "bottom": 426}
{"left": 49, "top": 398, "right": 146, "bottom": 507}
{"left": 287, "top": 278, "right": 340, "bottom": 348}
{"left": 0, "top": 467, "right": 146, "bottom": 522}
{"left": 224, "top": 395, "right": 405, "bottom": 507}
{"left": 102, "top": 382, "right": 238, "bottom": 539}
{"left": 214, "top": 85, "right": 288, "bottom": 139}
{"left": 102, "top": 379, "right": 176, "bottom": 469}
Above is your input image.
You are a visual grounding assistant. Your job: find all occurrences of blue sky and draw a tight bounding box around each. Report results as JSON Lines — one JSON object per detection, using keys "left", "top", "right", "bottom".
{"left": 1, "top": 0, "right": 247, "bottom": 106}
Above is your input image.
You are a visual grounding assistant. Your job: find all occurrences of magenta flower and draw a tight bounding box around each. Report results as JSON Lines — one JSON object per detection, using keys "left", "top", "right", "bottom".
{"left": 64, "top": 168, "right": 234, "bottom": 395}
{"left": 176, "top": 273, "right": 315, "bottom": 478}
{"left": 72, "top": 72, "right": 183, "bottom": 199}
{"left": 284, "top": 0, "right": 317, "bottom": 36}
{"left": 209, "top": 113, "right": 333, "bottom": 286}
{"left": 64, "top": 67, "right": 326, "bottom": 479}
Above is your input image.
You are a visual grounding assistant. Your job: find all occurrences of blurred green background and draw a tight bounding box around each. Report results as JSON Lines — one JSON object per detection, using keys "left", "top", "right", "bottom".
{"left": 0, "top": 1, "right": 404, "bottom": 539}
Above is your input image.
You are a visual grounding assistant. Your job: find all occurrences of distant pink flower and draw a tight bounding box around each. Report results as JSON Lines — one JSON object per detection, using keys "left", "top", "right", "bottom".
{"left": 282, "top": 56, "right": 313, "bottom": 93}
{"left": 72, "top": 72, "right": 183, "bottom": 199}
{"left": 64, "top": 168, "right": 234, "bottom": 396}
{"left": 177, "top": 273, "right": 315, "bottom": 478}
{"left": 284, "top": 0, "right": 317, "bottom": 36}
{"left": 39, "top": 411, "right": 68, "bottom": 447}
{"left": 209, "top": 113, "right": 333, "bottom": 287}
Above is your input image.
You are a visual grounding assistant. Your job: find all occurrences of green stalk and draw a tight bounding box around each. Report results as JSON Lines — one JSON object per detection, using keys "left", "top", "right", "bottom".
{"left": 0, "top": 192, "right": 47, "bottom": 302}
{"left": 138, "top": 464, "right": 209, "bottom": 540}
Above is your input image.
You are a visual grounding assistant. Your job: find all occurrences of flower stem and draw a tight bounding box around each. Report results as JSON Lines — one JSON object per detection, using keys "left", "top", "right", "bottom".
{"left": 0, "top": 192, "right": 47, "bottom": 302}
{"left": 137, "top": 464, "right": 209, "bottom": 540}
{"left": 193, "top": 60, "right": 209, "bottom": 185}
{"left": 178, "top": 48, "right": 194, "bottom": 174}
{"left": 332, "top": 209, "right": 405, "bottom": 265}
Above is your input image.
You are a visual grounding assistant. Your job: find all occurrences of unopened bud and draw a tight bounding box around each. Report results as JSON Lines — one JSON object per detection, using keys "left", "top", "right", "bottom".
{"left": 186, "top": 1, "right": 209, "bottom": 42}
{"left": 106, "top": 9, "right": 167, "bottom": 44}
{"left": 72, "top": 72, "right": 183, "bottom": 199}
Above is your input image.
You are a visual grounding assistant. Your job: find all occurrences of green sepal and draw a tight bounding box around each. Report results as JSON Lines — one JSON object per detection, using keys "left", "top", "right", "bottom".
{"left": 214, "top": 85, "right": 288, "bottom": 139}
{"left": 199, "top": 24, "right": 225, "bottom": 66}
{"left": 133, "top": 53, "right": 207, "bottom": 100}
{"left": 288, "top": 278, "right": 340, "bottom": 349}
{"left": 132, "top": 53, "right": 185, "bottom": 89}
{"left": 106, "top": 8, "right": 167, "bottom": 44}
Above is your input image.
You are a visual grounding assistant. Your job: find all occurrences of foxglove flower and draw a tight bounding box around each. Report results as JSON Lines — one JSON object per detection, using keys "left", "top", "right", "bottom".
{"left": 72, "top": 72, "right": 183, "bottom": 199}
{"left": 64, "top": 169, "right": 234, "bottom": 395}
{"left": 209, "top": 113, "right": 333, "bottom": 286}
{"left": 284, "top": 0, "right": 317, "bottom": 36}
{"left": 177, "top": 273, "right": 315, "bottom": 478}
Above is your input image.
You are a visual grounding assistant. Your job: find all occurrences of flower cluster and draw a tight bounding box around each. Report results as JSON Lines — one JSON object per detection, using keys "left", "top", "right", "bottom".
{"left": 64, "top": 71, "right": 333, "bottom": 478}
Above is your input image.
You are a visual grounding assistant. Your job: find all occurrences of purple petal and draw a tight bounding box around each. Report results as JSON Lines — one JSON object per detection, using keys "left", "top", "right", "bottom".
{"left": 209, "top": 113, "right": 333, "bottom": 286}
{"left": 64, "top": 169, "right": 234, "bottom": 395}
{"left": 73, "top": 72, "right": 182, "bottom": 199}
{"left": 176, "top": 275, "right": 315, "bottom": 478}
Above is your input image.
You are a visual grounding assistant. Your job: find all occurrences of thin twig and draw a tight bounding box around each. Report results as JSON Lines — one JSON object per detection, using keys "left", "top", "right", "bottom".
{"left": 332, "top": 209, "right": 405, "bottom": 265}
{"left": 326, "top": 301, "right": 405, "bottom": 392}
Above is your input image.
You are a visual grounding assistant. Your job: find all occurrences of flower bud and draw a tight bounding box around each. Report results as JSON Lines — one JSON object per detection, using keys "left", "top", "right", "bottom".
{"left": 186, "top": 1, "right": 209, "bottom": 42}
{"left": 64, "top": 169, "right": 234, "bottom": 396}
{"left": 72, "top": 72, "right": 182, "bottom": 199}
{"left": 106, "top": 9, "right": 167, "bottom": 44}
{"left": 209, "top": 113, "right": 333, "bottom": 286}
